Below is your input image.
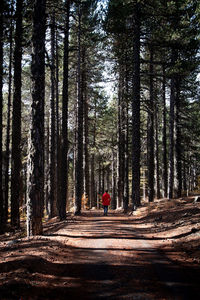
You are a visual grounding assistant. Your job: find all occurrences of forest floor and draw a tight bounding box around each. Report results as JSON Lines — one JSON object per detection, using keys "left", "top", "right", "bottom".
{"left": 0, "top": 196, "right": 200, "bottom": 300}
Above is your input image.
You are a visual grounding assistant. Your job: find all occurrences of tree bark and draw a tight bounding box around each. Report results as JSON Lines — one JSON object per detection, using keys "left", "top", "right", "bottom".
{"left": 11, "top": 0, "right": 23, "bottom": 228}
{"left": 45, "top": 117, "right": 50, "bottom": 216}
{"left": 0, "top": 0, "right": 4, "bottom": 233}
{"left": 75, "top": 3, "right": 83, "bottom": 215}
{"left": 124, "top": 56, "right": 129, "bottom": 213}
{"left": 26, "top": 0, "right": 46, "bottom": 236}
{"left": 155, "top": 90, "right": 161, "bottom": 199}
{"left": 49, "top": 12, "right": 57, "bottom": 218}
{"left": 132, "top": 2, "right": 141, "bottom": 209}
{"left": 120, "top": 64, "right": 126, "bottom": 211}
{"left": 175, "top": 78, "right": 182, "bottom": 198}
{"left": 98, "top": 161, "right": 102, "bottom": 195}
{"left": 91, "top": 98, "right": 96, "bottom": 209}
{"left": 162, "top": 64, "right": 168, "bottom": 198}
{"left": 169, "top": 49, "right": 177, "bottom": 199}
{"left": 117, "top": 76, "right": 123, "bottom": 208}
{"left": 183, "top": 155, "right": 187, "bottom": 192}
{"left": 111, "top": 150, "right": 117, "bottom": 209}
{"left": 60, "top": 0, "right": 70, "bottom": 220}
{"left": 4, "top": 3, "right": 14, "bottom": 224}
{"left": 55, "top": 29, "right": 61, "bottom": 216}
{"left": 82, "top": 47, "right": 90, "bottom": 209}
{"left": 90, "top": 154, "right": 96, "bottom": 208}
{"left": 102, "top": 165, "right": 105, "bottom": 194}
{"left": 106, "top": 167, "right": 110, "bottom": 192}
{"left": 147, "top": 46, "right": 154, "bottom": 202}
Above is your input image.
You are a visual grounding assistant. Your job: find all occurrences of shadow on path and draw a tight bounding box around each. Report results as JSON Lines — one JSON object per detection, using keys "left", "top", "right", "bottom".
{"left": 0, "top": 210, "right": 200, "bottom": 299}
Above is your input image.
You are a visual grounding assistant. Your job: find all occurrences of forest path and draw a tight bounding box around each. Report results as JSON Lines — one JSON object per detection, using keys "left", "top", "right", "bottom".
{"left": 0, "top": 202, "right": 200, "bottom": 299}
{"left": 44, "top": 210, "right": 199, "bottom": 300}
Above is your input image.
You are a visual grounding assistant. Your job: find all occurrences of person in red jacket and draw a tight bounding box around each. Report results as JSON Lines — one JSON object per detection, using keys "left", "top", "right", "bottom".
{"left": 102, "top": 190, "right": 111, "bottom": 216}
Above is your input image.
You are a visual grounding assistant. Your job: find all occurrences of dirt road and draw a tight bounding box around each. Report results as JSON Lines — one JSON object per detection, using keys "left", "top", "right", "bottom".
{"left": 0, "top": 205, "right": 200, "bottom": 299}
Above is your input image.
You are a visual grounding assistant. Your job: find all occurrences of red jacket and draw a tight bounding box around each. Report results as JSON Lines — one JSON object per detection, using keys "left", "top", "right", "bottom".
{"left": 102, "top": 192, "right": 111, "bottom": 206}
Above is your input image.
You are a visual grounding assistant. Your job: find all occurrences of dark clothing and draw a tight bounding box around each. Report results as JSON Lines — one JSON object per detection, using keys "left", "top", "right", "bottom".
{"left": 103, "top": 205, "right": 108, "bottom": 216}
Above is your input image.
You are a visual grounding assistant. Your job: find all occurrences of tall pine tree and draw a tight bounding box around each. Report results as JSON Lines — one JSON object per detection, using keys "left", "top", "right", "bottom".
{"left": 27, "top": 0, "right": 46, "bottom": 236}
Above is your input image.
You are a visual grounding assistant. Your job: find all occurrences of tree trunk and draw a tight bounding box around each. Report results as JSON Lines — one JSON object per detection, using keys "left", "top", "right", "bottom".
{"left": 120, "top": 64, "right": 126, "bottom": 211}
{"left": 26, "top": 0, "right": 46, "bottom": 236}
{"left": 183, "top": 155, "right": 187, "bottom": 192}
{"left": 84, "top": 100, "right": 90, "bottom": 207}
{"left": 90, "top": 154, "right": 96, "bottom": 208}
{"left": 49, "top": 12, "right": 57, "bottom": 218}
{"left": 175, "top": 78, "right": 182, "bottom": 198}
{"left": 162, "top": 64, "right": 168, "bottom": 197}
{"left": 124, "top": 57, "right": 129, "bottom": 213}
{"left": 91, "top": 97, "right": 96, "bottom": 208}
{"left": 55, "top": 29, "right": 61, "bottom": 216}
{"left": 102, "top": 165, "right": 105, "bottom": 194}
{"left": 4, "top": 4, "right": 14, "bottom": 224}
{"left": 0, "top": 0, "right": 4, "bottom": 233}
{"left": 11, "top": 0, "right": 23, "bottom": 228}
{"left": 155, "top": 91, "right": 161, "bottom": 199}
{"left": 132, "top": 3, "right": 141, "bottom": 209}
{"left": 75, "top": 3, "right": 83, "bottom": 215}
{"left": 82, "top": 47, "right": 90, "bottom": 209}
{"left": 169, "top": 49, "right": 177, "bottom": 199}
{"left": 106, "top": 167, "right": 110, "bottom": 192}
{"left": 45, "top": 118, "right": 50, "bottom": 216}
{"left": 111, "top": 151, "right": 117, "bottom": 210}
{"left": 60, "top": 0, "right": 70, "bottom": 220}
{"left": 98, "top": 161, "right": 102, "bottom": 195}
{"left": 147, "top": 46, "right": 154, "bottom": 202}
{"left": 117, "top": 79, "right": 123, "bottom": 208}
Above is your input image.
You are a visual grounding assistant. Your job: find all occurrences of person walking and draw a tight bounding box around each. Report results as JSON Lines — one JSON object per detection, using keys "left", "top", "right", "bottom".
{"left": 102, "top": 190, "right": 111, "bottom": 216}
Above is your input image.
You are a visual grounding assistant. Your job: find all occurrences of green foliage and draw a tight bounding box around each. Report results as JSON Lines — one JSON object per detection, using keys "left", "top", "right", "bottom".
{"left": 1, "top": 0, "right": 200, "bottom": 214}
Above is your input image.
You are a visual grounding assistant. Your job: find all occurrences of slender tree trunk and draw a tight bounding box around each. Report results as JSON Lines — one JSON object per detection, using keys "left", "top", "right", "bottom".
{"left": 84, "top": 99, "right": 90, "bottom": 207}
{"left": 102, "top": 165, "right": 105, "bottom": 194}
{"left": 82, "top": 47, "right": 90, "bottom": 208}
{"left": 11, "top": 0, "right": 23, "bottom": 228}
{"left": 106, "top": 167, "right": 110, "bottom": 192}
{"left": 91, "top": 99, "right": 96, "bottom": 208}
{"left": 73, "top": 132, "right": 77, "bottom": 201}
{"left": 60, "top": 0, "right": 70, "bottom": 220}
{"left": 75, "top": 3, "right": 83, "bottom": 215}
{"left": 45, "top": 118, "right": 50, "bottom": 216}
{"left": 183, "top": 155, "right": 187, "bottom": 192}
{"left": 186, "top": 151, "right": 190, "bottom": 195}
{"left": 120, "top": 64, "right": 126, "bottom": 211}
{"left": 169, "top": 49, "right": 177, "bottom": 199}
{"left": 132, "top": 3, "right": 141, "bottom": 209}
{"left": 73, "top": 79, "right": 78, "bottom": 202}
{"left": 175, "top": 78, "right": 182, "bottom": 198}
{"left": 90, "top": 154, "right": 96, "bottom": 208}
{"left": 49, "top": 12, "right": 57, "bottom": 218}
{"left": 5, "top": 5, "right": 14, "bottom": 224}
{"left": 162, "top": 64, "right": 168, "bottom": 197}
{"left": 124, "top": 57, "right": 129, "bottom": 213}
{"left": 55, "top": 29, "right": 60, "bottom": 215}
{"left": 23, "top": 164, "right": 27, "bottom": 212}
{"left": 155, "top": 93, "right": 161, "bottom": 199}
{"left": 26, "top": 0, "right": 46, "bottom": 236}
{"left": 147, "top": 46, "right": 154, "bottom": 202}
{"left": 98, "top": 161, "right": 102, "bottom": 195}
{"left": 0, "top": 0, "right": 4, "bottom": 233}
{"left": 143, "top": 169, "right": 146, "bottom": 201}
{"left": 111, "top": 150, "right": 117, "bottom": 209}
{"left": 117, "top": 76, "right": 123, "bottom": 207}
